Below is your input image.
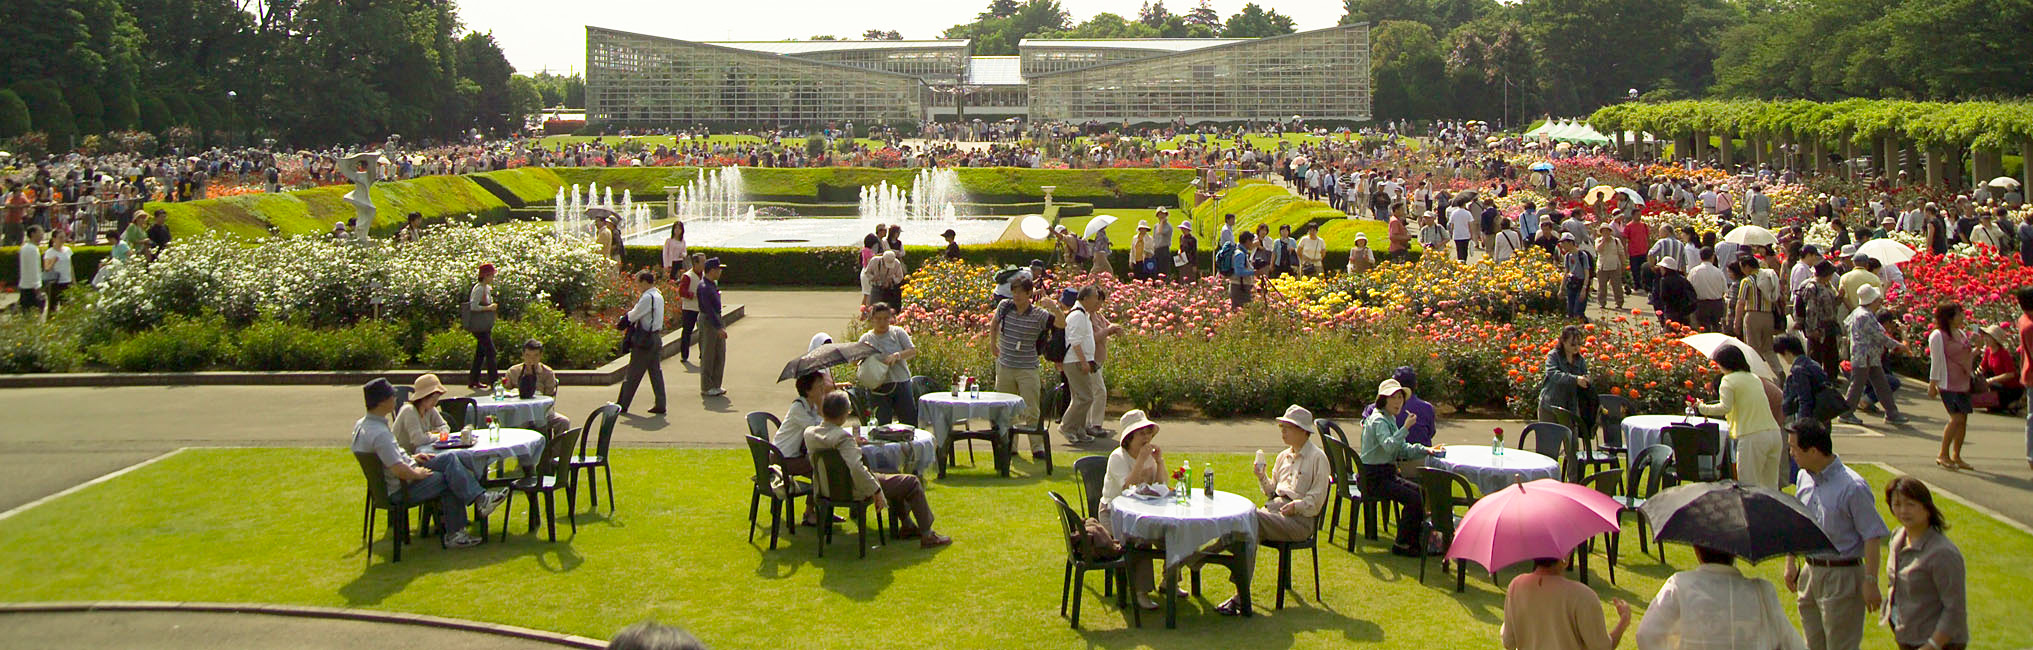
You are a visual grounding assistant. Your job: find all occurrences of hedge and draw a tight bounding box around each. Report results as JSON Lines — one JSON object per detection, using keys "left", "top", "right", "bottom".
{"left": 470, "top": 167, "right": 567, "bottom": 207}
{"left": 1, "top": 245, "right": 113, "bottom": 287}
{"left": 145, "top": 174, "right": 513, "bottom": 239}
{"left": 547, "top": 167, "right": 1192, "bottom": 208}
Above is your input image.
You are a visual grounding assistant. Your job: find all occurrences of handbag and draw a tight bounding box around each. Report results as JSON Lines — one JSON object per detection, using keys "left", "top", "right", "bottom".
{"left": 1812, "top": 385, "right": 1851, "bottom": 421}
{"left": 1071, "top": 518, "right": 1124, "bottom": 561}
{"left": 461, "top": 288, "right": 495, "bottom": 333}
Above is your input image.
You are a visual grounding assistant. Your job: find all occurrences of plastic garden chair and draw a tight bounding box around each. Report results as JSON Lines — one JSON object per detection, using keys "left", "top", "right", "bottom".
{"left": 1418, "top": 468, "right": 1478, "bottom": 593}
{"left": 570, "top": 403, "right": 622, "bottom": 512}
{"left": 1051, "top": 491, "right": 1134, "bottom": 629}
{"left": 498, "top": 426, "right": 581, "bottom": 542}
{"left": 811, "top": 448, "right": 890, "bottom": 558}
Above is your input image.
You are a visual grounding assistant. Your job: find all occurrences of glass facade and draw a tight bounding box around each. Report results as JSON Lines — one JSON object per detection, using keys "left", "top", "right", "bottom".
{"left": 587, "top": 27, "right": 925, "bottom": 127}
{"left": 585, "top": 25, "right": 1371, "bottom": 127}
{"left": 1027, "top": 25, "right": 1371, "bottom": 124}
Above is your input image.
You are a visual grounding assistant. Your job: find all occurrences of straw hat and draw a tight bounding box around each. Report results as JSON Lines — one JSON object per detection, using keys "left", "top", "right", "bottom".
{"left": 1275, "top": 405, "right": 1316, "bottom": 431}
{"left": 410, "top": 374, "right": 446, "bottom": 402}
{"left": 1376, "top": 378, "right": 1409, "bottom": 399}
{"left": 1982, "top": 324, "right": 2012, "bottom": 347}
{"left": 1137, "top": 220, "right": 1151, "bottom": 231}
{"left": 1119, "top": 410, "right": 1159, "bottom": 438}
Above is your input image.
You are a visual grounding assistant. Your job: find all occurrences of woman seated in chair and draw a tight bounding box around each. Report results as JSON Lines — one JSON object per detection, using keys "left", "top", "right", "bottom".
{"left": 1101, "top": 410, "right": 1166, "bottom": 610}
{"left": 1359, "top": 378, "right": 1443, "bottom": 557}
{"left": 394, "top": 374, "right": 452, "bottom": 453}
{"left": 803, "top": 390, "right": 952, "bottom": 549}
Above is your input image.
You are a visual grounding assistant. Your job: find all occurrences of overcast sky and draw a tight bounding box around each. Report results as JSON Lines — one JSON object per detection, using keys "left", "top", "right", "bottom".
{"left": 461, "top": 0, "right": 1349, "bottom": 74}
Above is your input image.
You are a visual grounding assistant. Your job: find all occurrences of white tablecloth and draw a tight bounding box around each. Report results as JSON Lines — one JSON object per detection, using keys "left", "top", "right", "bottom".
{"left": 473, "top": 396, "right": 557, "bottom": 430}
{"left": 858, "top": 429, "right": 937, "bottom": 476}
{"left": 1108, "top": 490, "right": 1260, "bottom": 569}
{"left": 917, "top": 391, "right": 1024, "bottom": 447}
{"left": 430, "top": 427, "right": 545, "bottom": 477}
{"left": 1425, "top": 445, "right": 1559, "bottom": 496}
{"left": 1621, "top": 415, "right": 1726, "bottom": 455}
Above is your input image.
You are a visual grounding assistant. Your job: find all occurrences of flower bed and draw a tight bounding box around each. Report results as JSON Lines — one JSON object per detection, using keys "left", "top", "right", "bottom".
{"left": 884, "top": 257, "right": 1718, "bottom": 418}
{"left": 1885, "top": 249, "right": 2031, "bottom": 348}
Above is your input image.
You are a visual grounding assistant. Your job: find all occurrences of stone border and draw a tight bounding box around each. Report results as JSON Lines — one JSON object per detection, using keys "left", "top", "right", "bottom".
{"left": 0, "top": 305, "right": 741, "bottom": 389}
{"left": 0, "top": 601, "right": 605, "bottom": 648}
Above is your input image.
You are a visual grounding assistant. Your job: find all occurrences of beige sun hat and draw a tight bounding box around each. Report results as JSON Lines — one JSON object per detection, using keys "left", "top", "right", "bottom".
{"left": 1119, "top": 410, "right": 1159, "bottom": 438}
{"left": 1376, "top": 378, "right": 1408, "bottom": 399}
{"left": 410, "top": 373, "right": 446, "bottom": 402}
{"left": 1275, "top": 404, "right": 1316, "bottom": 431}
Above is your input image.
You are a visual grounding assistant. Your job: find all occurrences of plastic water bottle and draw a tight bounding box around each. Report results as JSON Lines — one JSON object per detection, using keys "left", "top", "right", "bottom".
{"left": 1203, "top": 464, "right": 1214, "bottom": 497}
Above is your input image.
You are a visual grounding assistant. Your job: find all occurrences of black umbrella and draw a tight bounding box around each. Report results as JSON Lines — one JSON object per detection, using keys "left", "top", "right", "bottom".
{"left": 1638, "top": 480, "right": 1834, "bottom": 562}
{"left": 777, "top": 342, "right": 878, "bottom": 382}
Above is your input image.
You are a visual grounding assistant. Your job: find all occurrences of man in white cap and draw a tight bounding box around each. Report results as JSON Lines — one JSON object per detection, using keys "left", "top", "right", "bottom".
{"left": 1651, "top": 256, "right": 1697, "bottom": 327}
{"left": 1559, "top": 233, "right": 1595, "bottom": 319}
{"left": 1840, "top": 284, "right": 1907, "bottom": 425}
{"left": 1202, "top": 404, "right": 1332, "bottom": 617}
{"left": 1153, "top": 207, "right": 1174, "bottom": 277}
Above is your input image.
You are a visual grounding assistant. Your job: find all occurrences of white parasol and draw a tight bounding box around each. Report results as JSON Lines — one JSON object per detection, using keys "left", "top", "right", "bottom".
{"left": 1082, "top": 215, "right": 1118, "bottom": 239}
{"left": 1722, "top": 225, "right": 1779, "bottom": 248}
{"left": 1854, "top": 238, "right": 1916, "bottom": 265}
{"left": 1679, "top": 333, "right": 1777, "bottom": 380}
{"left": 1987, "top": 176, "right": 2021, "bottom": 189}
{"left": 1017, "top": 215, "right": 1050, "bottom": 240}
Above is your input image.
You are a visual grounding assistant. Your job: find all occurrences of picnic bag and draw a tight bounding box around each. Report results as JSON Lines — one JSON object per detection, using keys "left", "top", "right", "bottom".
{"left": 1072, "top": 517, "right": 1123, "bottom": 561}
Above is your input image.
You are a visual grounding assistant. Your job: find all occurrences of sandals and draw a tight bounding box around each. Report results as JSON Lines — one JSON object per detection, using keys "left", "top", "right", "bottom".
{"left": 1936, "top": 459, "right": 1960, "bottom": 472}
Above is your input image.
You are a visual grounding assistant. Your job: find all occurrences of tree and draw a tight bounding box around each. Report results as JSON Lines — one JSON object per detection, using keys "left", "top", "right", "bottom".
{"left": 808, "top": 35, "right": 839, "bottom": 40}
{"left": 1341, "top": 0, "right": 1494, "bottom": 31}
{"left": 1138, "top": 1, "right": 1172, "bottom": 28}
{"left": 979, "top": 0, "right": 1022, "bottom": 20}
{"left": 1221, "top": 3, "right": 1296, "bottom": 38}
{"left": 942, "top": 0, "right": 1069, "bottom": 55}
{"left": 1522, "top": 0, "right": 1691, "bottom": 115}
{"left": 137, "top": 93, "right": 171, "bottom": 133}
{"left": 0, "top": 90, "right": 29, "bottom": 139}
{"left": 66, "top": 86, "right": 106, "bottom": 135}
{"left": 861, "top": 29, "right": 904, "bottom": 40}
{"left": 457, "top": 32, "right": 516, "bottom": 135}
{"left": 9, "top": 80, "right": 76, "bottom": 145}
{"left": 506, "top": 75, "right": 543, "bottom": 131}
{"left": 1185, "top": 0, "right": 1221, "bottom": 30}
{"left": 1368, "top": 21, "right": 1445, "bottom": 121}
{"left": 1040, "top": 13, "right": 1159, "bottom": 39}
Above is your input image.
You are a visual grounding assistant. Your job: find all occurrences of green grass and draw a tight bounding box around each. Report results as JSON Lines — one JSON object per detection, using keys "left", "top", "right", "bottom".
{"left": 537, "top": 134, "right": 889, "bottom": 149}
{"left": 1, "top": 449, "right": 2021, "bottom": 648}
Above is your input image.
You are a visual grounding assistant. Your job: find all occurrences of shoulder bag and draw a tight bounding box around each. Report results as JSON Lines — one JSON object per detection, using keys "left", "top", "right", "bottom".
{"left": 462, "top": 284, "right": 495, "bottom": 333}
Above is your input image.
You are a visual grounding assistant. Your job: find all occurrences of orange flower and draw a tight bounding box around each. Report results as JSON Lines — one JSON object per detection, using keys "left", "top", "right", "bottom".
{"left": 1683, "top": 380, "right": 1695, "bottom": 389}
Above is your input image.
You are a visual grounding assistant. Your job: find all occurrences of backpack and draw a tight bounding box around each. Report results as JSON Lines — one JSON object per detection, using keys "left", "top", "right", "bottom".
{"left": 1041, "top": 311, "right": 1069, "bottom": 362}
{"left": 1214, "top": 241, "right": 1241, "bottom": 276}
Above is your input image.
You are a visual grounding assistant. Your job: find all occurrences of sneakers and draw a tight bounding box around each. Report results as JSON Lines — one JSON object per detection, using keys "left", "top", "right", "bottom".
{"left": 1884, "top": 413, "right": 1909, "bottom": 424}
{"left": 474, "top": 489, "right": 507, "bottom": 518}
{"left": 443, "top": 530, "right": 484, "bottom": 549}
{"left": 1061, "top": 430, "right": 1092, "bottom": 444}
{"left": 1088, "top": 426, "right": 1113, "bottom": 439}
{"left": 1837, "top": 414, "right": 1865, "bottom": 425}
{"left": 703, "top": 388, "right": 726, "bottom": 397}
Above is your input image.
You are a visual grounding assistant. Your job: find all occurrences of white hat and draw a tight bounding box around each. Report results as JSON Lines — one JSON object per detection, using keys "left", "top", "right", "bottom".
{"left": 1275, "top": 404, "right": 1316, "bottom": 431}
{"left": 1559, "top": 232, "right": 1577, "bottom": 242}
{"left": 1376, "top": 378, "right": 1409, "bottom": 399}
{"left": 808, "top": 333, "right": 833, "bottom": 352}
{"left": 1857, "top": 284, "right": 1883, "bottom": 305}
{"left": 1137, "top": 220, "right": 1151, "bottom": 230}
{"left": 1118, "top": 410, "right": 1159, "bottom": 438}
{"left": 1354, "top": 233, "right": 1368, "bottom": 241}
{"left": 1658, "top": 256, "right": 1684, "bottom": 272}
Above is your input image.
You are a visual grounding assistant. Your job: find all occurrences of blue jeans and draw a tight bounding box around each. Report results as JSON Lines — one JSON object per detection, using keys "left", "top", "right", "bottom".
{"left": 1565, "top": 283, "right": 1588, "bottom": 317}
{"left": 2026, "top": 392, "right": 2033, "bottom": 462}
{"left": 397, "top": 450, "right": 485, "bottom": 534}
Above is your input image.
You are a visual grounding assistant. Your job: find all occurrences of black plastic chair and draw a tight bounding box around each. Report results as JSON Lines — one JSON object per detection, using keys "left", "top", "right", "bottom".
{"left": 354, "top": 451, "right": 425, "bottom": 563}
{"left": 1577, "top": 468, "right": 1625, "bottom": 585}
{"left": 745, "top": 411, "right": 781, "bottom": 442}
{"left": 1418, "top": 468, "right": 1478, "bottom": 593}
{"left": 498, "top": 426, "right": 581, "bottom": 542}
{"left": 744, "top": 434, "right": 796, "bottom": 549}
{"left": 571, "top": 403, "right": 621, "bottom": 512}
{"left": 1593, "top": 394, "right": 1636, "bottom": 470}
{"left": 1622, "top": 444, "right": 1675, "bottom": 561}
{"left": 437, "top": 397, "right": 478, "bottom": 431}
{"left": 1262, "top": 503, "right": 1324, "bottom": 609}
{"left": 1666, "top": 423, "right": 1728, "bottom": 483}
{"left": 1073, "top": 455, "right": 1110, "bottom": 521}
{"left": 811, "top": 447, "right": 890, "bottom": 558}
{"left": 1051, "top": 491, "right": 1134, "bottom": 629}
{"left": 939, "top": 386, "right": 1013, "bottom": 478}
{"left": 1318, "top": 426, "right": 1380, "bottom": 549}
{"left": 1007, "top": 379, "right": 1062, "bottom": 475}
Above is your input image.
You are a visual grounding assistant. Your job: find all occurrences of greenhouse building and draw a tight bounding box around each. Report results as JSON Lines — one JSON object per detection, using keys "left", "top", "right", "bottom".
{"left": 585, "top": 24, "right": 1371, "bottom": 128}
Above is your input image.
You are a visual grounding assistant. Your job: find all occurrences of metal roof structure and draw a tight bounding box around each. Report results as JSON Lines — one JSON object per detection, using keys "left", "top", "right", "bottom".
{"left": 966, "top": 57, "right": 1024, "bottom": 86}
{"left": 1016, "top": 38, "right": 1246, "bottom": 52}
{"left": 705, "top": 39, "right": 969, "bottom": 55}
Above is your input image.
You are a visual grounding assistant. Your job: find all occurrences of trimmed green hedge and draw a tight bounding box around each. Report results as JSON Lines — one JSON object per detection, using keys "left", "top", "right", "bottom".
{"left": 470, "top": 167, "right": 566, "bottom": 207}
{"left": 620, "top": 243, "right": 1060, "bottom": 286}
{"left": 548, "top": 167, "right": 1191, "bottom": 208}
{"left": 1, "top": 245, "right": 113, "bottom": 287}
{"left": 145, "top": 175, "right": 513, "bottom": 239}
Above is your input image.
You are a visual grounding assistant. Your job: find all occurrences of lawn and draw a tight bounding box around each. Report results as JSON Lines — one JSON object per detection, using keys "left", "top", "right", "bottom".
{"left": 536, "top": 135, "right": 890, "bottom": 150}
{"left": 1, "top": 449, "right": 2023, "bottom": 649}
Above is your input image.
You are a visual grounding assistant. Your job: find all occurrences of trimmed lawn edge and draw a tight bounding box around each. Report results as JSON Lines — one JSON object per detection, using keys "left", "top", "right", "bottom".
{"left": 0, "top": 601, "right": 602, "bottom": 648}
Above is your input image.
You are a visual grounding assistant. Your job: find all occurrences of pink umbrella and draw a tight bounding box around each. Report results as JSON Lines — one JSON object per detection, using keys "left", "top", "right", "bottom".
{"left": 1446, "top": 479, "right": 1622, "bottom": 573}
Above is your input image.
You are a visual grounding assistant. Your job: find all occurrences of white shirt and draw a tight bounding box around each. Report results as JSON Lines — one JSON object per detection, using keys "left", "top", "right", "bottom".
{"left": 628, "top": 287, "right": 664, "bottom": 332}
{"left": 1063, "top": 306, "right": 1095, "bottom": 364}
{"left": 1447, "top": 207, "right": 1474, "bottom": 239}
{"left": 42, "top": 246, "right": 73, "bottom": 284}
{"left": 1636, "top": 564, "right": 1806, "bottom": 650}
{"left": 16, "top": 241, "right": 40, "bottom": 289}
{"left": 1689, "top": 262, "right": 1729, "bottom": 300}
{"left": 1789, "top": 262, "right": 1817, "bottom": 291}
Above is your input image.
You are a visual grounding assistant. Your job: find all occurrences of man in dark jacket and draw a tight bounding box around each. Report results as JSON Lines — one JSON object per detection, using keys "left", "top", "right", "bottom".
{"left": 1651, "top": 256, "right": 1698, "bottom": 327}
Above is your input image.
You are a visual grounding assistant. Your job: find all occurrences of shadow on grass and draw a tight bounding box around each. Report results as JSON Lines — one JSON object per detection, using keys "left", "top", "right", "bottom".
{"left": 742, "top": 519, "right": 945, "bottom": 601}
{"left": 339, "top": 519, "right": 587, "bottom": 606}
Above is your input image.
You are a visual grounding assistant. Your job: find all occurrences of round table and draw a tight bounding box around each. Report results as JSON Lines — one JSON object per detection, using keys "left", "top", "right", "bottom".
{"left": 1425, "top": 445, "right": 1560, "bottom": 496}
{"left": 429, "top": 427, "right": 545, "bottom": 477}
{"left": 1621, "top": 415, "right": 1726, "bottom": 456}
{"left": 472, "top": 396, "right": 557, "bottom": 430}
{"left": 918, "top": 391, "right": 1026, "bottom": 477}
{"left": 857, "top": 428, "right": 937, "bottom": 476}
{"left": 1108, "top": 489, "right": 1260, "bottom": 629}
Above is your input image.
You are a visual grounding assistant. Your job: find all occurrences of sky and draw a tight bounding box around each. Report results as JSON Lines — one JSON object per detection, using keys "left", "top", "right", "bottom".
{"left": 460, "top": 0, "right": 1349, "bottom": 75}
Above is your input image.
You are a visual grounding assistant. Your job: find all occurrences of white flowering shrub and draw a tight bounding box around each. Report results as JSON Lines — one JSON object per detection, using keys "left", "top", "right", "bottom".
{"left": 94, "top": 223, "right": 607, "bottom": 332}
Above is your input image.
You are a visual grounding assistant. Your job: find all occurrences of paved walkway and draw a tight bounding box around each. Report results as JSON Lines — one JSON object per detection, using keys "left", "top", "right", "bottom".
{"left": 2, "top": 290, "right": 2028, "bottom": 527}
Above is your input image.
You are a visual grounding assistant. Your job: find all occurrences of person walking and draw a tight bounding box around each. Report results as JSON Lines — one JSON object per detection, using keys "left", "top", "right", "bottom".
{"left": 1596, "top": 223, "right": 1627, "bottom": 309}
{"left": 1839, "top": 286, "right": 1908, "bottom": 425}
{"left": 695, "top": 258, "right": 729, "bottom": 398}
{"left": 1775, "top": 335, "right": 1833, "bottom": 429}
{"left": 464, "top": 263, "right": 500, "bottom": 390}
{"left": 1502, "top": 556, "right": 1633, "bottom": 650}
{"left": 990, "top": 277, "right": 1065, "bottom": 458}
{"left": 2017, "top": 286, "right": 2033, "bottom": 471}
{"left": 857, "top": 302, "right": 918, "bottom": 426}
{"left": 1795, "top": 262, "right": 1847, "bottom": 376}
{"left": 1152, "top": 207, "right": 1174, "bottom": 277}
{"left": 1690, "top": 248, "right": 1729, "bottom": 332}
{"left": 1448, "top": 200, "right": 1475, "bottom": 261}
{"left": 1559, "top": 234, "right": 1594, "bottom": 320}
{"left": 1785, "top": 419, "right": 1890, "bottom": 650}
{"left": 1926, "top": 303, "right": 1976, "bottom": 470}
{"left": 1881, "top": 477, "right": 1968, "bottom": 650}
{"left": 1735, "top": 255, "right": 1784, "bottom": 359}
{"left": 675, "top": 253, "right": 704, "bottom": 364}
{"left": 14, "top": 226, "right": 42, "bottom": 314}
{"left": 1636, "top": 545, "right": 1806, "bottom": 650}
{"left": 661, "top": 222, "right": 687, "bottom": 280}
{"left": 616, "top": 270, "right": 667, "bottom": 414}
{"left": 1060, "top": 286, "right": 1106, "bottom": 445}
{"left": 39, "top": 228, "right": 73, "bottom": 311}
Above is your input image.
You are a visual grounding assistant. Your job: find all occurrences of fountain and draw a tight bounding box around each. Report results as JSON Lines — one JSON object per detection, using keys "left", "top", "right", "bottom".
{"left": 664, "top": 167, "right": 751, "bottom": 222}
{"left": 858, "top": 168, "right": 966, "bottom": 223}
{"left": 552, "top": 180, "right": 654, "bottom": 241}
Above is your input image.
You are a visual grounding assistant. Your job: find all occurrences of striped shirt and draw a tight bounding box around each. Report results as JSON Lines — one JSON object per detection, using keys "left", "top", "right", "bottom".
{"left": 994, "top": 300, "right": 1051, "bottom": 370}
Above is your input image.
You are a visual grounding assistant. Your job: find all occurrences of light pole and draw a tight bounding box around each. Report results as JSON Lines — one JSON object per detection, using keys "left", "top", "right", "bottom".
{"left": 226, "top": 91, "right": 238, "bottom": 146}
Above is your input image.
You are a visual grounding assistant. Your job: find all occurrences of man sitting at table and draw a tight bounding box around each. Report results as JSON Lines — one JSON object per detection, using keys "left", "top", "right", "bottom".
{"left": 393, "top": 373, "right": 452, "bottom": 453}
{"left": 352, "top": 378, "right": 504, "bottom": 549}
{"left": 503, "top": 339, "right": 573, "bottom": 437}
{"left": 803, "top": 390, "right": 952, "bottom": 548}
{"left": 1206, "top": 404, "right": 1333, "bottom": 617}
